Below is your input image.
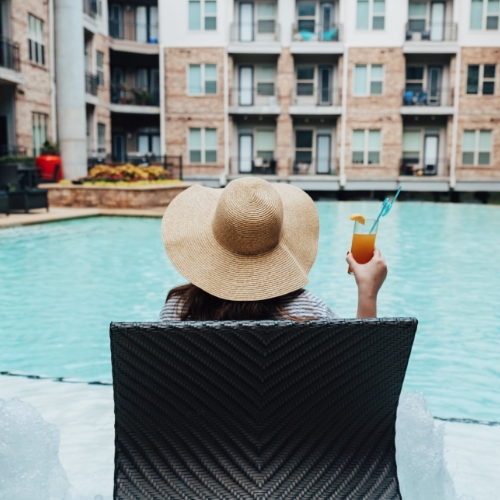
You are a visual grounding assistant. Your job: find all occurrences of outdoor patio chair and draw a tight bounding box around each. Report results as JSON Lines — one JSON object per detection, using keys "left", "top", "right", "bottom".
{"left": 0, "top": 165, "right": 49, "bottom": 213}
{"left": 36, "top": 163, "right": 60, "bottom": 184}
{"left": 110, "top": 318, "right": 417, "bottom": 499}
{"left": 0, "top": 191, "right": 9, "bottom": 215}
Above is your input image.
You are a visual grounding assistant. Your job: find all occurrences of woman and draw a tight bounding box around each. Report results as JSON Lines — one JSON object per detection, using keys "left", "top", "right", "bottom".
{"left": 159, "top": 177, "right": 387, "bottom": 322}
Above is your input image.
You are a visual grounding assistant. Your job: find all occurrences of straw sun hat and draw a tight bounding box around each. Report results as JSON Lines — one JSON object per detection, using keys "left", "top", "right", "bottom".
{"left": 161, "top": 177, "right": 319, "bottom": 301}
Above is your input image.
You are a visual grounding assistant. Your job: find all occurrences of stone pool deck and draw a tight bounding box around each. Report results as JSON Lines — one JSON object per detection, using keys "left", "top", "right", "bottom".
{"left": 1, "top": 376, "right": 499, "bottom": 500}
{"left": 0, "top": 206, "right": 164, "bottom": 228}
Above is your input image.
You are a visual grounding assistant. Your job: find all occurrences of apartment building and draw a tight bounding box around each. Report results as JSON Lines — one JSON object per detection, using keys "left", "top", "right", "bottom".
{"left": 1, "top": 0, "right": 499, "bottom": 193}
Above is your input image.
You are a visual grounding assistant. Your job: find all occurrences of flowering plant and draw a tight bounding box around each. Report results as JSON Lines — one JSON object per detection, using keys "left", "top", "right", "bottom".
{"left": 79, "top": 164, "right": 178, "bottom": 184}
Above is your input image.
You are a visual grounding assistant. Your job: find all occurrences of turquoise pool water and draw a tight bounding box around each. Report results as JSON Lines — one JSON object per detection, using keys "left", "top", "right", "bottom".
{"left": 1, "top": 203, "right": 499, "bottom": 422}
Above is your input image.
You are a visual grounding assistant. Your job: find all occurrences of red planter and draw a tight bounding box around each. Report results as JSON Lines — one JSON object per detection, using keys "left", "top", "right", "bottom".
{"left": 36, "top": 154, "right": 63, "bottom": 182}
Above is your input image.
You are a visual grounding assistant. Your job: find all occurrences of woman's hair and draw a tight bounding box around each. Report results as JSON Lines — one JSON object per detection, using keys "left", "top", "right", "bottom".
{"left": 167, "top": 284, "right": 310, "bottom": 322}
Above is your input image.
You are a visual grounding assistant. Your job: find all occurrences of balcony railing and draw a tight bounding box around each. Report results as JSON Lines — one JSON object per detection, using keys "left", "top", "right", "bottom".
{"left": 292, "top": 158, "right": 336, "bottom": 175}
{"left": 231, "top": 87, "right": 279, "bottom": 107}
{"left": 292, "top": 23, "right": 342, "bottom": 42}
{"left": 111, "top": 84, "right": 160, "bottom": 106}
{"left": 293, "top": 86, "right": 340, "bottom": 107}
{"left": 402, "top": 87, "right": 453, "bottom": 107}
{"left": 0, "top": 37, "right": 20, "bottom": 71}
{"left": 231, "top": 157, "right": 277, "bottom": 175}
{"left": 83, "top": 0, "right": 100, "bottom": 18}
{"left": 109, "top": 20, "right": 159, "bottom": 44}
{"left": 0, "top": 145, "right": 28, "bottom": 158}
{"left": 86, "top": 73, "right": 99, "bottom": 96}
{"left": 229, "top": 22, "right": 280, "bottom": 42}
{"left": 405, "top": 22, "right": 457, "bottom": 42}
{"left": 400, "top": 157, "right": 448, "bottom": 176}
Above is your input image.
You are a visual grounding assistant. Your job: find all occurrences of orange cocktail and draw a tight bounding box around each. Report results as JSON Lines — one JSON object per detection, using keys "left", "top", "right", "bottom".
{"left": 348, "top": 218, "right": 378, "bottom": 274}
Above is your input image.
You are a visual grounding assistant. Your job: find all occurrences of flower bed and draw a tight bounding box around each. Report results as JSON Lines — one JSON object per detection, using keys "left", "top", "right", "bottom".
{"left": 79, "top": 164, "right": 178, "bottom": 185}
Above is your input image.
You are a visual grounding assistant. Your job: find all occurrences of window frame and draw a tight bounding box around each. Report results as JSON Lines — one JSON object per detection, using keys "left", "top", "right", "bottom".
{"left": 256, "top": 65, "right": 276, "bottom": 97}
{"left": 356, "top": 0, "right": 385, "bottom": 31}
{"left": 466, "top": 64, "right": 496, "bottom": 95}
{"left": 402, "top": 128, "right": 423, "bottom": 165}
{"left": 32, "top": 112, "right": 48, "bottom": 156}
{"left": 188, "top": 0, "right": 217, "bottom": 31}
{"left": 188, "top": 64, "right": 218, "bottom": 96}
{"left": 28, "top": 14, "right": 45, "bottom": 65}
{"left": 188, "top": 127, "right": 218, "bottom": 164}
{"left": 470, "top": 0, "right": 500, "bottom": 30}
{"left": 296, "top": 64, "right": 316, "bottom": 97}
{"left": 257, "top": 2, "right": 277, "bottom": 34}
{"left": 96, "top": 51, "right": 104, "bottom": 86}
{"left": 462, "top": 129, "right": 493, "bottom": 165}
{"left": 408, "top": 1, "right": 428, "bottom": 32}
{"left": 97, "top": 123, "right": 106, "bottom": 152}
{"left": 353, "top": 64, "right": 384, "bottom": 96}
{"left": 294, "top": 127, "right": 315, "bottom": 164}
{"left": 254, "top": 128, "right": 276, "bottom": 161}
{"left": 351, "top": 129, "right": 382, "bottom": 165}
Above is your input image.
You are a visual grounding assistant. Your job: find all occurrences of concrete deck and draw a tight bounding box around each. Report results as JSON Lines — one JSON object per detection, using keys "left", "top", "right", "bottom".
{"left": 0, "top": 206, "right": 165, "bottom": 229}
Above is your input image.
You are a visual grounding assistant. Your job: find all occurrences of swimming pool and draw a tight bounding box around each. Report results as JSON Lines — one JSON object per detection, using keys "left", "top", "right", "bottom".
{"left": 1, "top": 202, "right": 499, "bottom": 422}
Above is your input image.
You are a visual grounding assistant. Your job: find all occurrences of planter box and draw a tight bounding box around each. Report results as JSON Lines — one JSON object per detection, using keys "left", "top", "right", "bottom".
{"left": 39, "top": 183, "right": 194, "bottom": 209}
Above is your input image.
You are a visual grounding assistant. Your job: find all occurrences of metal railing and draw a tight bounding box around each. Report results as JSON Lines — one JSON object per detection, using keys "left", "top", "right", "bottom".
{"left": 109, "top": 20, "right": 159, "bottom": 44}
{"left": 400, "top": 157, "right": 448, "bottom": 176}
{"left": 229, "top": 22, "right": 280, "bottom": 42}
{"left": 405, "top": 22, "right": 457, "bottom": 42}
{"left": 292, "top": 23, "right": 342, "bottom": 42}
{"left": 0, "top": 37, "right": 20, "bottom": 71}
{"left": 230, "top": 157, "right": 277, "bottom": 175}
{"left": 293, "top": 86, "right": 340, "bottom": 107}
{"left": 83, "top": 0, "right": 100, "bottom": 18}
{"left": 292, "top": 158, "right": 336, "bottom": 175}
{"left": 111, "top": 85, "right": 160, "bottom": 106}
{"left": 86, "top": 73, "right": 99, "bottom": 96}
{"left": 402, "top": 87, "right": 453, "bottom": 107}
{"left": 0, "top": 145, "right": 28, "bottom": 158}
{"left": 231, "top": 87, "right": 279, "bottom": 107}
{"left": 87, "top": 154, "right": 183, "bottom": 180}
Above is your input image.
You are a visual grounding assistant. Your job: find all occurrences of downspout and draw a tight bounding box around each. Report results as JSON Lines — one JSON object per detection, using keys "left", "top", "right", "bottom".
{"left": 158, "top": 0, "right": 166, "bottom": 158}
{"left": 49, "top": 0, "right": 57, "bottom": 143}
{"left": 339, "top": 46, "right": 349, "bottom": 188}
{"left": 223, "top": 48, "right": 229, "bottom": 185}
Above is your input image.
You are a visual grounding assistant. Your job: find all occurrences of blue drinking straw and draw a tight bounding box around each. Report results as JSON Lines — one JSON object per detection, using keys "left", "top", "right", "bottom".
{"left": 369, "top": 187, "right": 402, "bottom": 234}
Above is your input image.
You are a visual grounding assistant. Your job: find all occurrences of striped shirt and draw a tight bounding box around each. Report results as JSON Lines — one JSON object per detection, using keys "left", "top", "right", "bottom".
{"left": 158, "top": 289, "right": 338, "bottom": 321}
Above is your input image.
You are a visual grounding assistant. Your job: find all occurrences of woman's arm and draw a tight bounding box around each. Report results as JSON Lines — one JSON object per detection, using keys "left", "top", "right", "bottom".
{"left": 345, "top": 247, "right": 388, "bottom": 318}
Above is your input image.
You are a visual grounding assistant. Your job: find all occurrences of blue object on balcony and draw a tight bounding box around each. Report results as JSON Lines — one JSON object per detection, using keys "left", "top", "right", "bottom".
{"left": 403, "top": 90, "right": 415, "bottom": 105}
{"left": 322, "top": 28, "right": 337, "bottom": 41}
{"left": 300, "top": 30, "right": 315, "bottom": 41}
{"left": 149, "top": 37, "right": 158, "bottom": 44}
{"left": 417, "top": 91, "right": 428, "bottom": 104}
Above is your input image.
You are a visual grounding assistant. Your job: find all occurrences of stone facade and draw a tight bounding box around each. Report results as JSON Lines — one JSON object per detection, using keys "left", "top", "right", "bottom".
{"left": 165, "top": 47, "right": 226, "bottom": 177}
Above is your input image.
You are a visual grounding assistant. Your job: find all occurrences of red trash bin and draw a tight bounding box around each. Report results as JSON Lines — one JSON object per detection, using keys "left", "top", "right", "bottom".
{"left": 36, "top": 154, "right": 63, "bottom": 182}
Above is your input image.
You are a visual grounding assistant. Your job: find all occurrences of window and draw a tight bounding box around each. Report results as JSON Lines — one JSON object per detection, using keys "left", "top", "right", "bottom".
{"left": 354, "top": 64, "right": 384, "bottom": 95}
{"left": 255, "top": 130, "right": 275, "bottom": 161}
{"left": 356, "top": 0, "right": 385, "bottom": 30}
{"left": 32, "top": 113, "right": 48, "bottom": 156}
{"left": 188, "top": 64, "right": 217, "bottom": 95}
{"left": 189, "top": 128, "right": 217, "bottom": 163}
{"left": 297, "top": 2, "right": 316, "bottom": 33}
{"left": 28, "top": 14, "right": 45, "bottom": 65}
{"left": 297, "top": 66, "right": 315, "bottom": 96}
{"left": 97, "top": 123, "right": 106, "bottom": 152}
{"left": 352, "top": 129, "right": 381, "bottom": 165}
{"left": 408, "top": 1, "right": 427, "bottom": 32}
{"left": 189, "top": 0, "right": 217, "bottom": 30}
{"left": 295, "top": 130, "right": 313, "bottom": 163}
{"left": 471, "top": 0, "right": 499, "bottom": 29}
{"left": 256, "top": 66, "right": 276, "bottom": 96}
{"left": 406, "top": 66, "right": 425, "bottom": 91}
{"left": 467, "top": 64, "right": 496, "bottom": 95}
{"left": 96, "top": 51, "right": 104, "bottom": 86}
{"left": 403, "top": 130, "right": 421, "bottom": 164}
{"left": 462, "top": 130, "right": 492, "bottom": 165}
{"left": 257, "top": 3, "right": 276, "bottom": 33}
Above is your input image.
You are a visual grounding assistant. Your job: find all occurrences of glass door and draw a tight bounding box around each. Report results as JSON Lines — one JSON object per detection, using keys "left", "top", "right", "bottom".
{"left": 109, "top": 4, "right": 123, "bottom": 39}
{"left": 427, "top": 66, "right": 442, "bottom": 105}
{"left": 239, "top": 66, "right": 254, "bottom": 106}
{"left": 318, "top": 66, "right": 333, "bottom": 105}
{"left": 239, "top": 134, "right": 253, "bottom": 173}
{"left": 430, "top": 2, "right": 445, "bottom": 41}
{"left": 136, "top": 6, "right": 148, "bottom": 43}
{"left": 138, "top": 134, "right": 150, "bottom": 153}
{"left": 424, "top": 134, "right": 439, "bottom": 174}
{"left": 149, "top": 6, "right": 159, "bottom": 43}
{"left": 316, "top": 134, "right": 331, "bottom": 174}
{"left": 320, "top": 2, "right": 335, "bottom": 39}
{"left": 239, "top": 2, "right": 254, "bottom": 42}
{"left": 112, "top": 134, "right": 126, "bottom": 162}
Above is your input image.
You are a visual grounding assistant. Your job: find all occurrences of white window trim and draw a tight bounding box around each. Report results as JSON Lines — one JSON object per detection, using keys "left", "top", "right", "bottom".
{"left": 189, "top": 128, "right": 218, "bottom": 164}
{"left": 32, "top": 112, "right": 48, "bottom": 156}
{"left": 188, "top": 0, "right": 217, "bottom": 31}
{"left": 255, "top": 65, "right": 276, "bottom": 97}
{"left": 408, "top": 1, "right": 428, "bottom": 28}
{"left": 254, "top": 127, "right": 276, "bottom": 159}
{"left": 97, "top": 123, "right": 106, "bottom": 152}
{"left": 462, "top": 129, "right": 493, "bottom": 166}
{"left": 471, "top": 0, "right": 500, "bottom": 30}
{"left": 296, "top": 64, "right": 316, "bottom": 96}
{"left": 187, "top": 64, "right": 218, "bottom": 96}
{"left": 28, "top": 14, "right": 45, "bottom": 65}
{"left": 467, "top": 64, "right": 497, "bottom": 96}
{"left": 356, "top": 0, "right": 386, "bottom": 31}
{"left": 353, "top": 64, "right": 384, "bottom": 96}
{"left": 352, "top": 129, "right": 382, "bottom": 165}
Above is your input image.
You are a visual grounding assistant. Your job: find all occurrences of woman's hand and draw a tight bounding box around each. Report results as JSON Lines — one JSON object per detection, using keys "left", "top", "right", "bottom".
{"left": 346, "top": 247, "right": 388, "bottom": 318}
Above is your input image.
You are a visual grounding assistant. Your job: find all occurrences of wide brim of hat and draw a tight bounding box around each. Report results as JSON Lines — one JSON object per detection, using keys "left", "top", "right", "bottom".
{"left": 161, "top": 182, "right": 319, "bottom": 301}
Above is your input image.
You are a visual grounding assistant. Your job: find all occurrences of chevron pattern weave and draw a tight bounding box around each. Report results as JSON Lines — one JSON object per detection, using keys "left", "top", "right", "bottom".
{"left": 110, "top": 318, "right": 417, "bottom": 499}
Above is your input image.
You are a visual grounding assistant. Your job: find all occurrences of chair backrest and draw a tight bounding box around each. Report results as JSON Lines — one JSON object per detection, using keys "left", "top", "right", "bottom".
{"left": 110, "top": 318, "right": 417, "bottom": 500}
{"left": 0, "top": 165, "right": 19, "bottom": 190}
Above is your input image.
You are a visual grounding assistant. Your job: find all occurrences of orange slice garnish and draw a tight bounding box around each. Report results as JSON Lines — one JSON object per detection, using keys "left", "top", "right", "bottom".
{"left": 350, "top": 214, "right": 366, "bottom": 225}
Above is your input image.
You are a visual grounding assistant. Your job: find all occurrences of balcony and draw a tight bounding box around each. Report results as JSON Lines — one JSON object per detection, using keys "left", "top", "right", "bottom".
{"left": 291, "top": 23, "right": 343, "bottom": 54}
{"left": 110, "top": 84, "right": 160, "bottom": 114}
{"left": 229, "top": 87, "right": 280, "bottom": 114}
{"left": 404, "top": 22, "right": 458, "bottom": 53}
{"left": 86, "top": 73, "right": 99, "bottom": 96}
{"left": 228, "top": 23, "right": 281, "bottom": 53}
{"left": 230, "top": 157, "right": 277, "bottom": 175}
{"left": 292, "top": 157, "right": 336, "bottom": 175}
{"left": 401, "top": 87, "right": 454, "bottom": 114}
{"left": 290, "top": 86, "right": 341, "bottom": 114}
{"left": 400, "top": 157, "right": 448, "bottom": 177}
{"left": 0, "top": 37, "right": 21, "bottom": 79}
{"left": 109, "top": 20, "right": 159, "bottom": 54}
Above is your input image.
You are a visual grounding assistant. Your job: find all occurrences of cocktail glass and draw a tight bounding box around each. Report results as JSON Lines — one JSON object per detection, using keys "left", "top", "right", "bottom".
{"left": 348, "top": 219, "right": 378, "bottom": 274}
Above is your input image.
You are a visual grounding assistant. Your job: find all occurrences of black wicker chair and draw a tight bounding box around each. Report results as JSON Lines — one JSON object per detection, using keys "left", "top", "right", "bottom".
{"left": 110, "top": 318, "right": 417, "bottom": 499}
{"left": 0, "top": 191, "right": 9, "bottom": 215}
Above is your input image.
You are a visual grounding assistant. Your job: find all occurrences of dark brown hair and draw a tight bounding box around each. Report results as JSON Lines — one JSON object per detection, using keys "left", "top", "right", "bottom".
{"left": 166, "top": 284, "right": 310, "bottom": 321}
